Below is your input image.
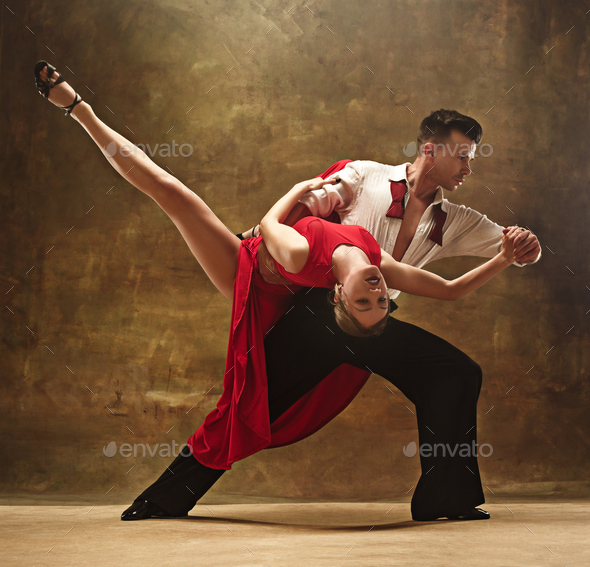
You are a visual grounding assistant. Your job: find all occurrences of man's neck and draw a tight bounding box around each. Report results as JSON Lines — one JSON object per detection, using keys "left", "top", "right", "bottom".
{"left": 406, "top": 160, "right": 440, "bottom": 203}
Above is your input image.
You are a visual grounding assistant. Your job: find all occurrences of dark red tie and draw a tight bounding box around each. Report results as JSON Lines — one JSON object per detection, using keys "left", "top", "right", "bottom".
{"left": 386, "top": 180, "right": 447, "bottom": 246}
{"left": 386, "top": 181, "right": 408, "bottom": 219}
{"left": 428, "top": 203, "right": 446, "bottom": 246}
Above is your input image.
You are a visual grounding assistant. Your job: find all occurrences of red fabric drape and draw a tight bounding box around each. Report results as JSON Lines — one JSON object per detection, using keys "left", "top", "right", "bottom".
{"left": 186, "top": 159, "right": 372, "bottom": 469}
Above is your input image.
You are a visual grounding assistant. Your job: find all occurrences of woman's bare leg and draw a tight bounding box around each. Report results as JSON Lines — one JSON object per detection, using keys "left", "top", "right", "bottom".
{"left": 38, "top": 65, "right": 240, "bottom": 300}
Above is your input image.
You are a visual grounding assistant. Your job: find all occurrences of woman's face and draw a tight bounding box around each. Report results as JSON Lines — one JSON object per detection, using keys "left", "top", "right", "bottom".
{"left": 339, "top": 265, "right": 389, "bottom": 328}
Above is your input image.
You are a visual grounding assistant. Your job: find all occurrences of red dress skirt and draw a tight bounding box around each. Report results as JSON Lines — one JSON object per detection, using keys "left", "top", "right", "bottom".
{"left": 186, "top": 193, "right": 380, "bottom": 471}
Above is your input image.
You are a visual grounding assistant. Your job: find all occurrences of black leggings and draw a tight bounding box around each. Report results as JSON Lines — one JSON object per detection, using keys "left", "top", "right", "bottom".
{"left": 138, "top": 288, "right": 484, "bottom": 519}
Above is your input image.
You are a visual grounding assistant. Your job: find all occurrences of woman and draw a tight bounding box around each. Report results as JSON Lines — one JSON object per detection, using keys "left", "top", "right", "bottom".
{"left": 34, "top": 61, "right": 518, "bottom": 493}
{"left": 33, "top": 62, "right": 517, "bottom": 337}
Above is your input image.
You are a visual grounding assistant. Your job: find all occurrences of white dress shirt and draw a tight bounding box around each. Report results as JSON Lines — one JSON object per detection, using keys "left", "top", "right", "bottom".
{"left": 299, "top": 160, "right": 539, "bottom": 299}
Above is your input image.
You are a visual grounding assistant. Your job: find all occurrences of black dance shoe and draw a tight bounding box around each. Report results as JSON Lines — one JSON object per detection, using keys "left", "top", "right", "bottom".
{"left": 414, "top": 507, "right": 490, "bottom": 522}
{"left": 120, "top": 499, "right": 176, "bottom": 521}
{"left": 33, "top": 61, "right": 83, "bottom": 116}
{"left": 447, "top": 507, "right": 490, "bottom": 521}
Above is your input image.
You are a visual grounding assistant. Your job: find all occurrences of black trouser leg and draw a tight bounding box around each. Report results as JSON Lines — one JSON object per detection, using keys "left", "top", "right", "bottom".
{"left": 135, "top": 288, "right": 485, "bottom": 518}
{"left": 344, "top": 318, "right": 485, "bottom": 518}
{"left": 264, "top": 288, "right": 486, "bottom": 518}
{"left": 136, "top": 445, "right": 225, "bottom": 516}
{"left": 134, "top": 292, "right": 349, "bottom": 517}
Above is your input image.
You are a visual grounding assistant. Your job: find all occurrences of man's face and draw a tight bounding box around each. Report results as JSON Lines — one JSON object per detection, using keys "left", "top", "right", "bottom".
{"left": 425, "top": 130, "right": 476, "bottom": 192}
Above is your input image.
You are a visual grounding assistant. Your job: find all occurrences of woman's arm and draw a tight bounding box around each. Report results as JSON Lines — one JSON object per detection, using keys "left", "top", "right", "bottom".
{"left": 259, "top": 177, "right": 338, "bottom": 273}
{"left": 380, "top": 227, "right": 519, "bottom": 300}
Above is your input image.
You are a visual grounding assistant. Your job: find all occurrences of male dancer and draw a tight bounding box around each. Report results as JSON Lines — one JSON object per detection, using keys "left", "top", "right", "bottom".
{"left": 123, "top": 109, "right": 540, "bottom": 522}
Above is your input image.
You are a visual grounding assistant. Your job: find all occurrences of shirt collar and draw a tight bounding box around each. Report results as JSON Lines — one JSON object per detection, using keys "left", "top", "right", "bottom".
{"left": 389, "top": 162, "right": 448, "bottom": 211}
{"left": 388, "top": 162, "right": 411, "bottom": 185}
{"left": 432, "top": 187, "right": 446, "bottom": 209}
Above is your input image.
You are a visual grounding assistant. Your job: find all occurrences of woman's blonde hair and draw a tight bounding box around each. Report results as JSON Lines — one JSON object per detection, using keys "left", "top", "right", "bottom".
{"left": 329, "top": 283, "right": 390, "bottom": 337}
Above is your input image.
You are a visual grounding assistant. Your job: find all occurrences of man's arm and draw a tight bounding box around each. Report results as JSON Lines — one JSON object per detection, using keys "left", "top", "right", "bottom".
{"left": 296, "top": 161, "right": 361, "bottom": 218}
{"left": 440, "top": 203, "right": 541, "bottom": 266}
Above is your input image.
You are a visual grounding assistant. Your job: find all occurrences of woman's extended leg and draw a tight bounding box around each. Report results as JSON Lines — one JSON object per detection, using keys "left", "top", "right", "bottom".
{"left": 37, "top": 64, "right": 240, "bottom": 299}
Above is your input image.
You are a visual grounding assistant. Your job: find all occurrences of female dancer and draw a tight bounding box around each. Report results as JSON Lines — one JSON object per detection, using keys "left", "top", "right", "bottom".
{"left": 34, "top": 61, "right": 519, "bottom": 511}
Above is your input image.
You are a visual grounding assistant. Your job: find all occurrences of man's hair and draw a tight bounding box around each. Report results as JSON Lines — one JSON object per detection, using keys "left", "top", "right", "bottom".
{"left": 417, "top": 109, "right": 483, "bottom": 146}
{"left": 329, "top": 284, "right": 390, "bottom": 337}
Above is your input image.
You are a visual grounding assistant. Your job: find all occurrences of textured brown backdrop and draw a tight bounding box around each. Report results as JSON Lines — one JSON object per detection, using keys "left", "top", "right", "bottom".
{"left": 1, "top": 0, "right": 589, "bottom": 503}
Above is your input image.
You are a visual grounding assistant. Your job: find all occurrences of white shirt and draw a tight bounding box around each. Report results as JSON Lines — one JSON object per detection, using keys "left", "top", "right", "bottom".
{"left": 299, "top": 160, "right": 539, "bottom": 299}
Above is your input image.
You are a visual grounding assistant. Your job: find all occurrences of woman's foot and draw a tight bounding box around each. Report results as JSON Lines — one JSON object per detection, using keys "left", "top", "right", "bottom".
{"left": 34, "top": 61, "right": 83, "bottom": 116}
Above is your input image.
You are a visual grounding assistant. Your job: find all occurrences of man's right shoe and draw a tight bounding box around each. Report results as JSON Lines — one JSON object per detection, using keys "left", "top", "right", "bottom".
{"left": 121, "top": 499, "right": 175, "bottom": 521}
{"left": 447, "top": 507, "right": 490, "bottom": 521}
{"left": 413, "top": 507, "right": 491, "bottom": 522}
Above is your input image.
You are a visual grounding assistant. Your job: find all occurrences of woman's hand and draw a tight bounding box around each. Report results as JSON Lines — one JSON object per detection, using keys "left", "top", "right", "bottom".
{"left": 501, "top": 226, "right": 520, "bottom": 264}
{"left": 291, "top": 175, "right": 341, "bottom": 195}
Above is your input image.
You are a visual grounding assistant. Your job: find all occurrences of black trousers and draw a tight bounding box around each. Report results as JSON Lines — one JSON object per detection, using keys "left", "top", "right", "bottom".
{"left": 138, "top": 288, "right": 485, "bottom": 519}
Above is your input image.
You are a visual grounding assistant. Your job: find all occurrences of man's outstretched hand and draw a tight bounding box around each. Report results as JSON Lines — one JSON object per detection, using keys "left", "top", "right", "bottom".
{"left": 503, "top": 226, "right": 541, "bottom": 264}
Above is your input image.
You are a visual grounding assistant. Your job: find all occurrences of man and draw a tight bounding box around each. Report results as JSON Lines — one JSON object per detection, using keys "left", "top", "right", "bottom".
{"left": 122, "top": 109, "right": 540, "bottom": 522}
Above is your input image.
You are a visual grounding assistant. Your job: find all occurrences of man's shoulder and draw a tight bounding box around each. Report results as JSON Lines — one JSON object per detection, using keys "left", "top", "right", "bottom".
{"left": 441, "top": 198, "right": 484, "bottom": 217}
{"left": 441, "top": 199, "right": 501, "bottom": 234}
{"left": 350, "top": 160, "right": 410, "bottom": 181}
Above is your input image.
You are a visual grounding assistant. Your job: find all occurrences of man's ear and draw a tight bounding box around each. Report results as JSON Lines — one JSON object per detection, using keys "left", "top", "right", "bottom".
{"left": 421, "top": 141, "right": 435, "bottom": 158}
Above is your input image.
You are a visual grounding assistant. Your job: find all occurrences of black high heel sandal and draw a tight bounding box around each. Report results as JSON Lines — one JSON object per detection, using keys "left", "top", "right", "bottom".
{"left": 34, "top": 60, "right": 83, "bottom": 116}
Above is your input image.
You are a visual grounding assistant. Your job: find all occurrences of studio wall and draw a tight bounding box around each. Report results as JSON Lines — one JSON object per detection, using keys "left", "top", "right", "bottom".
{"left": 1, "top": 0, "right": 588, "bottom": 502}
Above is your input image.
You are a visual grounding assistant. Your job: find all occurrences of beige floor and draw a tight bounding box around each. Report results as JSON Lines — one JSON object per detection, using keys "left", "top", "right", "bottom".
{"left": 1, "top": 502, "right": 588, "bottom": 566}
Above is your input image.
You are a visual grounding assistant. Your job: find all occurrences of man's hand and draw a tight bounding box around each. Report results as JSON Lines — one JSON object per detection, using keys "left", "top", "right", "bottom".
{"left": 257, "top": 240, "right": 292, "bottom": 285}
{"left": 505, "top": 226, "right": 541, "bottom": 264}
{"left": 500, "top": 226, "right": 520, "bottom": 263}
{"left": 239, "top": 225, "right": 260, "bottom": 239}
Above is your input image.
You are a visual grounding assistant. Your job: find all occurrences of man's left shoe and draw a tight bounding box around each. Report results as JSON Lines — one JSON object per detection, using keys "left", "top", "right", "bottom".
{"left": 121, "top": 499, "right": 176, "bottom": 521}
{"left": 413, "top": 507, "right": 490, "bottom": 521}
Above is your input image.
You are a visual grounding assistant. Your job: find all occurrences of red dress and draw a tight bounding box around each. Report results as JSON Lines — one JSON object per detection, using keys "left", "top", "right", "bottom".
{"left": 187, "top": 172, "right": 378, "bottom": 471}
